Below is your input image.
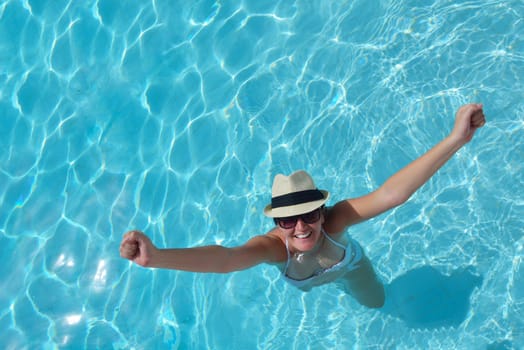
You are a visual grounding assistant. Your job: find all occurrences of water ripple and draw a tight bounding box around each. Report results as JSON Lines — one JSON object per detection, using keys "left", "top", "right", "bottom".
{"left": 1, "top": 0, "right": 523, "bottom": 348}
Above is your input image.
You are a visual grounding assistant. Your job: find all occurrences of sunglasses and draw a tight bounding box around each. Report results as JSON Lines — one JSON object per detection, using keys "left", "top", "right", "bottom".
{"left": 274, "top": 208, "right": 322, "bottom": 229}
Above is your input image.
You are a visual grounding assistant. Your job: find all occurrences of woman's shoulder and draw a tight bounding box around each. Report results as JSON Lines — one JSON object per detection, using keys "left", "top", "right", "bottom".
{"left": 323, "top": 205, "right": 350, "bottom": 237}
{"left": 237, "top": 232, "right": 286, "bottom": 265}
{"left": 322, "top": 210, "right": 350, "bottom": 244}
{"left": 264, "top": 235, "right": 287, "bottom": 268}
{"left": 265, "top": 226, "right": 286, "bottom": 246}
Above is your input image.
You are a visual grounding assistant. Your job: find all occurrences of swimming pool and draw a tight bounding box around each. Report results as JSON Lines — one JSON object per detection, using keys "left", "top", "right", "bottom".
{"left": 1, "top": 0, "right": 523, "bottom": 348}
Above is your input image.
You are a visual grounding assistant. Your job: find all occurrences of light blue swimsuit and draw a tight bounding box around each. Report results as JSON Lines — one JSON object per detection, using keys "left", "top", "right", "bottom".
{"left": 282, "top": 230, "right": 363, "bottom": 291}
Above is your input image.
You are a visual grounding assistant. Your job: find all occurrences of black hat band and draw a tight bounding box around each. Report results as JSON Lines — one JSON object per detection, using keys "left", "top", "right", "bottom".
{"left": 271, "top": 189, "right": 324, "bottom": 209}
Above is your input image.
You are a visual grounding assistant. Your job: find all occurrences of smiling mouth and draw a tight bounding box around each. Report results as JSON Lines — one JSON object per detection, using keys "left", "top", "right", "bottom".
{"left": 294, "top": 232, "right": 312, "bottom": 239}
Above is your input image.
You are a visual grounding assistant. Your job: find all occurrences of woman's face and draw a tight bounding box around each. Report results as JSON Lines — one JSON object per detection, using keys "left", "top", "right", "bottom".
{"left": 276, "top": 208, "right": 324, "bottom": 252}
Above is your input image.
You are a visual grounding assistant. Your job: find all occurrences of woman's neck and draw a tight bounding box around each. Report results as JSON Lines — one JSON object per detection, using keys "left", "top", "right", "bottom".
{"left": 293, "top": 229, "right": 325, "bottom": 257}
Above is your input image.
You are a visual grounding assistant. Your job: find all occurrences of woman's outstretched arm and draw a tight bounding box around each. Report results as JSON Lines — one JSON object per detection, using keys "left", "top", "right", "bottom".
{"left": 325, "top": 103, "right": 486, "bottom": 233}
{"left": 120, "top": 229, "right": 286, "bottom": 273}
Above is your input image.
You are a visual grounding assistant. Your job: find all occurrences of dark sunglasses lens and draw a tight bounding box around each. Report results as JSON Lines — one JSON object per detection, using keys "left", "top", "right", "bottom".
{"left": 302, "top": 209, "right": 320, "bottom": 223}
{"left": 277, "top": 209, "right": 320, "bottom": 228}
{"left": 278, "top": 218, "right": 296, "bottom": 229}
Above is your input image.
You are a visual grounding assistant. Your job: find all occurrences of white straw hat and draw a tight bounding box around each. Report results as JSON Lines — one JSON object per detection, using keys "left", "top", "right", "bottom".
{"left": 263, "top": 170, "right": 329, "bottom": 218}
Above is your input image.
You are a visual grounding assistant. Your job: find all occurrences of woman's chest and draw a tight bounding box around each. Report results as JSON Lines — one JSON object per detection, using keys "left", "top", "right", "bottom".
{"left": 286, "top": 239, "right": 346, "bottom": 280}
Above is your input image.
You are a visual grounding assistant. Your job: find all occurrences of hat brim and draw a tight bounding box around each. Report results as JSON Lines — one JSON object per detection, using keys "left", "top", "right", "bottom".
{"left": 263, "top": 190, "right": 329, "bottom": 218}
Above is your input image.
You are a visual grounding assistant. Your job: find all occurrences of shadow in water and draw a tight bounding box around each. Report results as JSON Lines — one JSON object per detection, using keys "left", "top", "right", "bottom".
{"left": 381, "top": 265, "right": 483, "bottom": 329}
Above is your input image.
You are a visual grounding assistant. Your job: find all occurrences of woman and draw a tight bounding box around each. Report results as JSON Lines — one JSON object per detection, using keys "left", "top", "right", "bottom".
{"left": 120, "top": 103, "right": 485, "bottom": 308}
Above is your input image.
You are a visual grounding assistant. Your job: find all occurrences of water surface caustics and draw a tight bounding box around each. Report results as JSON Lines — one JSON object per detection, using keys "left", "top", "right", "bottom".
{"left": 0, "top": 0, "right": 523, "bottom": 349}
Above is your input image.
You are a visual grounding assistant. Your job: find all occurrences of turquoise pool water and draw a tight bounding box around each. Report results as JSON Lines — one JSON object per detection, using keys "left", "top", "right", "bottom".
{"left": 1, "top": 0, "right": 523, "bottom": 349}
